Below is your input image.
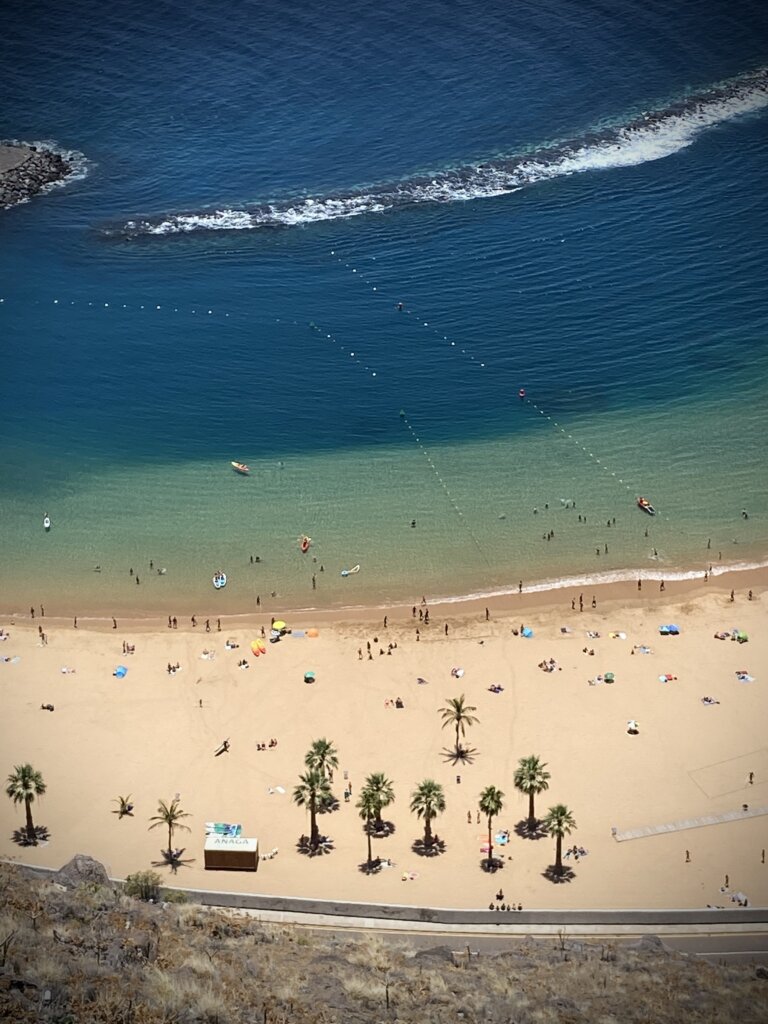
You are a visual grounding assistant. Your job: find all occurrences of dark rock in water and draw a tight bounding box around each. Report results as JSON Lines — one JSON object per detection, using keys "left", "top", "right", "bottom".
{"left": 0, "top": 142, "right": 77, "bottom": 209}
{"left": 55, "top": 854, "right": 111, "bottom": 889}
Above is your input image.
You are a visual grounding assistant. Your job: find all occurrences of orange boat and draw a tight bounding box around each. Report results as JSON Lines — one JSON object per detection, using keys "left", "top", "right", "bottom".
{"left": 231, "top": 461, "right": 250, "bottom": 475}
{"left": 299, "top": 535, "right": 311, "bottom": 553}
{"left": 637, "top": 497, "right": 656, "bottom": 516}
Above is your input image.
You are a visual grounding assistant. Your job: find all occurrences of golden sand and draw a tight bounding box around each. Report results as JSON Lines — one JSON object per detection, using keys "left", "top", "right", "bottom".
{"left": 2, "top": 570, "right": 766, "bottom": 910}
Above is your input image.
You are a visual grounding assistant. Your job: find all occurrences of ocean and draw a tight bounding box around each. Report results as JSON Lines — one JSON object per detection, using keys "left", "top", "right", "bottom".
{"left": 1, "top": 0, "right": 767, "bottom": 618}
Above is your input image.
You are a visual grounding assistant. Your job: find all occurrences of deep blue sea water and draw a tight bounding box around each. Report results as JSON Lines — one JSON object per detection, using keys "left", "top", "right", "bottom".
{"left": 1, "top": 0, "right": 767, "bottom": 616}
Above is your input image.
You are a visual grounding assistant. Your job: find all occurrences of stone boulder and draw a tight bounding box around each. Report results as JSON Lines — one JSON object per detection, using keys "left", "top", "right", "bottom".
{"left": 55, "top": 854, "right": 111, "bottom": 890}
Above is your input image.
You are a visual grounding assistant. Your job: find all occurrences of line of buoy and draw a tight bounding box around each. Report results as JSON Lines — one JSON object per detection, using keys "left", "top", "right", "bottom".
{"left": 326, "top": 249, "right": 659, "bottom": 518}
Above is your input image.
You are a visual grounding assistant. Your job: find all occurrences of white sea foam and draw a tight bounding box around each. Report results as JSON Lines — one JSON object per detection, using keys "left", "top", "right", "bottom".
{"left": 111, "top": 68, "right": 768, "bottom": 237}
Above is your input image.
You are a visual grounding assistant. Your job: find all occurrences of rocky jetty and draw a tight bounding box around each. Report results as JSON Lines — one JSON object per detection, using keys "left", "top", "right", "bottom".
{"left": 0, "top": 142, "right": 76, "bottom": 208}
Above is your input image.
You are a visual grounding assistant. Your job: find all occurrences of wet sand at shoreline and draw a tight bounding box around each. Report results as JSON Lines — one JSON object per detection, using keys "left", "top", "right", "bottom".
{"left": 2, "top": 569, "right": 767, "bottom": 911}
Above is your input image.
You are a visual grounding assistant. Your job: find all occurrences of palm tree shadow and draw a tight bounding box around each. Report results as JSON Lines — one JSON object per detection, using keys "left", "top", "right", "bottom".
{"left": 514, "top": 818, "right": 548, "bottom": 840}
{"left": 357, "top": 858, "right": 384, "bottom": 875}
{"left": 479, "top": 857, "right": 504, "bottom": 874}
{"left": 366, "top": 820, "right": 396, "bottom": 838}
{"left": 296, "top": 835, "right": 335, "bottom": 857}
{"left": 542, "top": 865, "right": 576, "bottom": 884}
{"left": 12, "top": 826, "right": 49, "bottom": 847}
{"left": 317, "top": 795, "right": 340, "bottom": 815}
{"left": 411, "top": 837, "right": 447, "bottom": 858}
{"left": 441, "top": 746, "right": 478, "bottom": 765}
{"left": 151, "top": 849, "right": 196, "bottom": 874}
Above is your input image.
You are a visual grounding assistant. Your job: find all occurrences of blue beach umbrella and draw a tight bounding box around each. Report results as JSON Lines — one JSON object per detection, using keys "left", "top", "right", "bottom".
{"left": 113, "top": 665, "right": 128, "bottom": 678}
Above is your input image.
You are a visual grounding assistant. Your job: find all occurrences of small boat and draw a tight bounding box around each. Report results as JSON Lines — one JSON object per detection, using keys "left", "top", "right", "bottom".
{"left": 299, "top": 535, "right": 311, "bottom": 553}
{"left": 231, "top": 461, "right": 250, "bottom": 475}
{"left": 43, "top": 514, "right": 51, "bottom": 531}
{"left": 212, "top": 571, "right": 227, "bottom": 589}
{"left": 340, "top": 564, "right": 360, "bottom": 577}
{"left": 637, "top": 497, "right": 656, "bottom": 516}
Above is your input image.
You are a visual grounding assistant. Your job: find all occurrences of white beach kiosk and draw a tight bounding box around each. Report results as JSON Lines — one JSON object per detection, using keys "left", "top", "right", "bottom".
{"left": 204, "top": 834, "right": 259, "bottom": 872}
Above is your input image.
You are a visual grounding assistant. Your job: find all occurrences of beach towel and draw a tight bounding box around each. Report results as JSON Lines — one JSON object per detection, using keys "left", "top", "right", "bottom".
{"left": 609, "top": 632, "right": 627, "bottom": 640}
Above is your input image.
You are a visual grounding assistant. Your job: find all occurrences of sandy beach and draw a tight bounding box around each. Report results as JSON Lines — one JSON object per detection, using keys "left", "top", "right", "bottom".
{"left": 2, "top": 569, "right": 766, "bottom": 910}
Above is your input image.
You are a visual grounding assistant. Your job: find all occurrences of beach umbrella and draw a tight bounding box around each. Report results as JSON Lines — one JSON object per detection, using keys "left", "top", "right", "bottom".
{"left": 307, "top": 627, "right": 319, "bottom": 638}
{"left": 113, "top": 665, "right": 128, "bottom": 678}
{"left": 273, "top": 620, "right": 287, "bottom": 631}
{"left": 522, "top": 627, "right": 534, "bottom": 638}
{"left": 605, "top": 672, "right": 615, "bottom": 683}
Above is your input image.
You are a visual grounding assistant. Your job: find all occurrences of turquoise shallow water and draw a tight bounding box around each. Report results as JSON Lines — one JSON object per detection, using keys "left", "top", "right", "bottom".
{"left": 1, "top": 0, "right": 767, "bottom": 616}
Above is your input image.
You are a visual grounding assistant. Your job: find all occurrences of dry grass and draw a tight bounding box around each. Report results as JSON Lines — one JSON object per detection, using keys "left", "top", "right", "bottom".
{"left": 0, "top": 864, "right": 766, "bottom": 1023}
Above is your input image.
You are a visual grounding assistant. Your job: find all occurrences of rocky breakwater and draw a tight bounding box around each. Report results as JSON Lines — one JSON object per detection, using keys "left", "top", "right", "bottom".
{"left": 0, "top": 142, "right": 77, "bottom": 208}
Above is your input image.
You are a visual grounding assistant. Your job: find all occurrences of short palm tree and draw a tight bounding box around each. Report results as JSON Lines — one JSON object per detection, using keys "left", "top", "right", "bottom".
{"left": 543, "top": 804, "right": 577, "bottom": 876}
{"left": 410, "top": 779, "right": 446, "bottom": 849}
{"left": 6, "top": 764, "right": 46, "bottom": 845}
{"left": 293, "top": 769, "right": 332, "bottom": 849}
{"left": 514, "top": 755, "right": 551, "bottom": 830}
{"left": 356, "top": 787, "right": 380, "bottom": 871}
{"left": 439, "top": 695, "right": 479, "bottom": 753}
{"left": 479, "top": 785, "right": 504, "bottom": 870}
{"left": 304, "top": 738, "right": 339, "bottom": 780}
{"left": 363, "top": 772, "right": 395, "bottom": 830}
{"left": 148, "top": 798, "right": 191, "bottom": 859}
{"left": 112, "top": 794, "right": 134, "bottom": 819}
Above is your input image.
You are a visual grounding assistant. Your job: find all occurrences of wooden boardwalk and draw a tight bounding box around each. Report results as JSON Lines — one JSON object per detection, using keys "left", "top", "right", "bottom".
{"left": 612, "top": 805, "right": 768, "bottom": 842}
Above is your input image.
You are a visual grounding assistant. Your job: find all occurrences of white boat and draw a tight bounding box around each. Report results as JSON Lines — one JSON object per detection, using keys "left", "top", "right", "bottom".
{"left": 340, "top": 564, "right": 360, "bottom": 577}
{"left": 43, "top": 514, "right": 51, "bottom": 531}
{"left": 212, "top": 571, "right": 227, "bottom": 589}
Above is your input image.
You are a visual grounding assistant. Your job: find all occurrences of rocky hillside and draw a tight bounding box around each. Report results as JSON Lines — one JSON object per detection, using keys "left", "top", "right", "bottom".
{"left": 1, "top": 858, "right": 766, "bottom": 1023}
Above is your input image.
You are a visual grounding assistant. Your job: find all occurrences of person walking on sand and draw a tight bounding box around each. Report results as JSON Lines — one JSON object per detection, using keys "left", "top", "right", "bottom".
{"left": 192, "top": 615, "right": 197, "bottom": 627}
{"left": 74, "top": 617, "right": 77, "bottom": 628}
{"left": 660, "top": 580, "right": 665, "bottom": 592}
{"left": 485, "top": 607, "right": 490, "bottom": 621}
{"left": 571, "top": 598, "right": 575, "bottom": 610}
{"left": 30, "top": 607, "right": 35, "bottom": 619}
{"left": 112, "top": 617, "right": 117, "bottom": 629}
{"left": 637, "top": 579, "right": 642, "bottom": 591}
{"left": 172, "top": 616, "right": 177, "bottom": 629}
{"left": 591, "top": 596, "right": 596, "bottom": 609}
{"left": 444, "top": 623, "right": 449, "bottom": 636}
{"left": 730, "top": 589, "right": 734, "bottom": 602}
{"left": 579, "top": 593, "right": 584, "bottom": 611}
{"left": 205, "top": 619, "right": 210, "bottom": 633}
{"left": 217, "top": 618, "right": 221, "bottom": 631}
{"left": 518, "top": 580, "right": 523, "bottom": 593}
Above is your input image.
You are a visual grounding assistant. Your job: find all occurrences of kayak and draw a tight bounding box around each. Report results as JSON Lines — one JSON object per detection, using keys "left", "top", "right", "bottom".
{"left": 340, "top": 564, "right": 360, "bottom": 577}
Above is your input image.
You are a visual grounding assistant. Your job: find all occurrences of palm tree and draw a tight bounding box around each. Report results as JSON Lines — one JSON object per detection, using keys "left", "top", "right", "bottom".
{"left": 543, "top": 804, "right": 577, "bottom": 876}
{"left": 148, "top": 798, "right": 191, "bottom": 859}
{"left": 439, "top": 695, "right": 479, "bottom": 753}
{"left": 479, "top": 785, "right": 504, "bottom": 870}
{"left": 410, "top": 779, "right": 446, "bottom": 849}
{"left": 514, "top": 755, "right": 551, "bottom": 830}
{"left": 363, "top": 772, "right": 395, "bottom": 830}
{"left": 356, "top": 787, "right": 379, "bottom": 871}
{"left": 304, "top": 738, "right": 339, "bottom": 780}
{"left": 112, "top": 794, "right": 134, "bottom": 819}
{"left": 6, "top": 764, "right": 46, "bottom": 845}
{"left": 293, "top": 769, "right": 332, "bottom": 849}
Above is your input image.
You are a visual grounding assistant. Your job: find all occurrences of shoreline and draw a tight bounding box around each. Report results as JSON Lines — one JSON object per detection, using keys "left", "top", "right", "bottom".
{"left": 4, "top": 561, "right": 766, "bottom": 630}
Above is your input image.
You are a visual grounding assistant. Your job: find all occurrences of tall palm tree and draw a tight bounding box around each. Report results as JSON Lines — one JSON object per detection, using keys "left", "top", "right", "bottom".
{"left": 356, "top": 787, "right": 379, "bottom": 871}
{"left": 439, "top": 695, "right": 479, "bottom": 753}
{"left": 304, "top": 738, "right": 339, "bottom": 780}
{"left": 410, "top": 779, "right": 446, "bottom": 849}
{"left": 6, "top": 764, "right": 46, "bottom": 845}
{"left": 363, "top": 772, "right": 395, "bottom": 829}
{"left": 148, "top": 798, "right": 191, "bottom": 859}
{"left": 513, "top": 755, "right": 551, "bottom": 830}
{"left": 543, "top": 804, "right": 577, "bottom": 876}
{"left": 479, "top": 785, "right": 504, "bottom": 870}
{"left": 293, "top": 769, "right": 332, "bottom": 849}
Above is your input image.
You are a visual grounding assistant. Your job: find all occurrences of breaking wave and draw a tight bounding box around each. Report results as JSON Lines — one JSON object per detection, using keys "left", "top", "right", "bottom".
{"left": 107, "top": 67, "right": 768, "bottom": 238}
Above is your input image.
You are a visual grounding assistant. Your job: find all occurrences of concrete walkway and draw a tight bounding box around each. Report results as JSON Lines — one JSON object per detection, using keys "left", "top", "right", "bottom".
{"left": 612, "top": 804, "right": 768, "bottom": 841}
